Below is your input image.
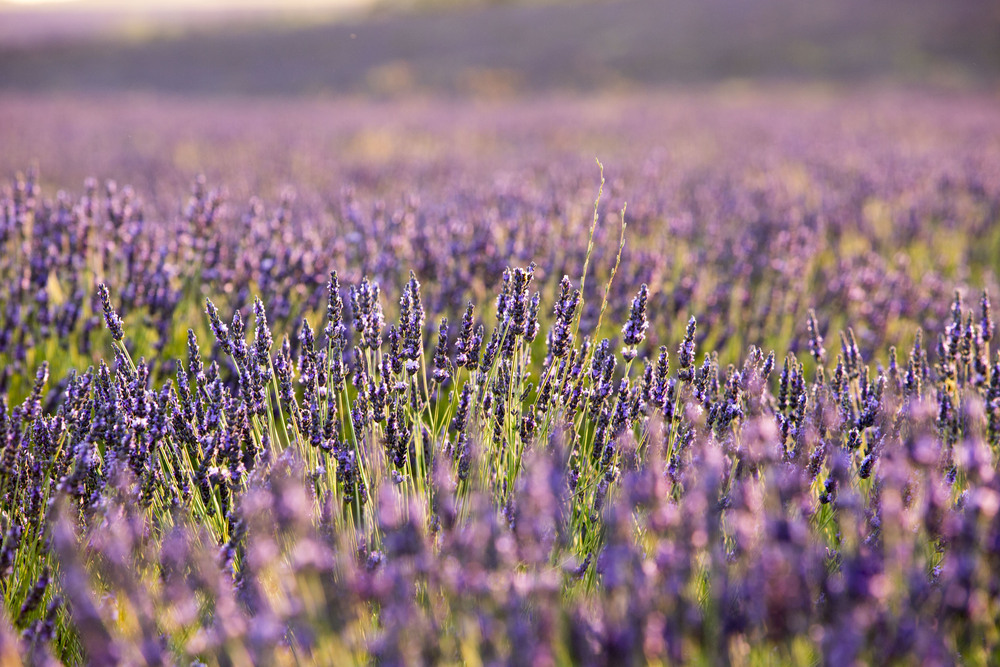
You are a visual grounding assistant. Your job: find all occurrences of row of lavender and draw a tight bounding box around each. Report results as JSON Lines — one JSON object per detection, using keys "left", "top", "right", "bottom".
{"left": 3, "top": 223, "right": 1000, "bottom": 662}
{"left": 0, "top": 209, "right": 1000, "bottom": 664}
{"left": 3, "top": 93, "right": 1000, "bottom": 402}
{"left": 1, "top": 91, "right": 1000, "bottom": 663}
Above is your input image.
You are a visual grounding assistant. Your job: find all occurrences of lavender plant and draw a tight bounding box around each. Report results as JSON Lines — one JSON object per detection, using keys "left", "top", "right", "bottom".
{"left": 0, "top": 89, "right": 999, "bottom": 664}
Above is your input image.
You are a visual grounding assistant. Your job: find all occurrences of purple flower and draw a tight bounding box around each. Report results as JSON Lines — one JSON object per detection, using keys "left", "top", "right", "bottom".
{"left": 621, "top": 283, "right": 649, "bottom": 359}
{"left": 97, "top": 283, "right": 124, "bottom": 342}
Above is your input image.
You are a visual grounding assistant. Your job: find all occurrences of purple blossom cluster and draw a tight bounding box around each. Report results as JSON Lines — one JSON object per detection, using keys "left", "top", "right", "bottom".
{"left": 0, "top": 89, "right": 999, "bottom": 664}
{"left": 2, "top": 91, "right": 999, "bottom": 393}
{"left": 0, "top": 258, "right": 998, "bottom": 663}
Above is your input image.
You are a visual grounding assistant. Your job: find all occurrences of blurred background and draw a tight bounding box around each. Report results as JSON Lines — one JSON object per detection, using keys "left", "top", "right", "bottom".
{"left": 2, "top": 0, "right": 998, "bottom": 96}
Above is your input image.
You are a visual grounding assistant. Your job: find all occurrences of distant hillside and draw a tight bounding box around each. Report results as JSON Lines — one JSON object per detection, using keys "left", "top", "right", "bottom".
{"left": 1, "top": 0, "right": 998, "bottom": 95}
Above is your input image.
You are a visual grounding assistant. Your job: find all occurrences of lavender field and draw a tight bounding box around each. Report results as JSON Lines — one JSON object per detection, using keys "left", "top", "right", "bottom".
{"left": 2, "top": 81, "right": 1000, "bottom": 664}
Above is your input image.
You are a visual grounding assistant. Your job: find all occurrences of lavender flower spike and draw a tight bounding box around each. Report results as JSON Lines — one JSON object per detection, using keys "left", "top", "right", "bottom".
{"left": 97, "top": 283, "right": 124, "bottom": 341}
{"left": 622, "top": 283, "right": 649, "bottom": 361}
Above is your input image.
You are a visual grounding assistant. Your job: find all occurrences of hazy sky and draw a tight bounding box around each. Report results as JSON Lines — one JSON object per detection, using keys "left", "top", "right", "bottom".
{"left": 0, "top": 0, "right": 381, "bottom": 45}
{"left": 2, "top": 0, "right": 376, "bottom": 8}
